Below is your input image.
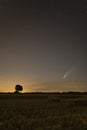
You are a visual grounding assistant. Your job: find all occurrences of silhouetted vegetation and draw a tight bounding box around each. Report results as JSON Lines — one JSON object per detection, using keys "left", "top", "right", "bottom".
{"left": 14, "top": 84, "right": 23, "bottom": 93}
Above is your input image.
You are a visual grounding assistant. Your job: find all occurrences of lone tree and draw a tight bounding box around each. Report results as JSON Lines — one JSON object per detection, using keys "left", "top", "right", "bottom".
{"left": 15, "top": 84, "right": 23, "bottom": 93}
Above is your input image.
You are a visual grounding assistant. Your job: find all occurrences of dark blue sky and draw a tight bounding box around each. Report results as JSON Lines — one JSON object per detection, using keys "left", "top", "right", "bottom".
{"left": 0, "top": 0, "right": 87, "bottom": 92}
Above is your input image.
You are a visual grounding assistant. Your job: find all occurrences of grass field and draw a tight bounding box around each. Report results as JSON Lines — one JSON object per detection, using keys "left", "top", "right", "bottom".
{"left": 0, "top": 92, "right": 87, "bottom": 130}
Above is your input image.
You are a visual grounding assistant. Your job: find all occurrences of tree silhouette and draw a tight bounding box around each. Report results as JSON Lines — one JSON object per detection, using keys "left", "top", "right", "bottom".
{"left": 15, "top": 84, "right": 23, "bottom": 93}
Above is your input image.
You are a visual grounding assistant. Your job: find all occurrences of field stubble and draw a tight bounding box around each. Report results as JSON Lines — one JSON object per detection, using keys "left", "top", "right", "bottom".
{"left": 0, "top": 93, "right": 87, "bottom": 130}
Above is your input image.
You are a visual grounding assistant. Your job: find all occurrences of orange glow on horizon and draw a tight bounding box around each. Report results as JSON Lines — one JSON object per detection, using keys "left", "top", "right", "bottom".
{"left": 0, "top": 80, "right": 87, "bottom": 92}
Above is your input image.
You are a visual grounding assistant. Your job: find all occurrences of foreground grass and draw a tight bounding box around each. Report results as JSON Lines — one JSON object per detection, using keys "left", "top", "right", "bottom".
{"left": 0, "top": 93, "right": 87, "bottom": 130}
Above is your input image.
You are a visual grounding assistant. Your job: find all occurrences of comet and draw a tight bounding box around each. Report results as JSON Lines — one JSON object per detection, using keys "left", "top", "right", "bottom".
{"left": 63, "top": 68, "right": 73, "bottom": 80}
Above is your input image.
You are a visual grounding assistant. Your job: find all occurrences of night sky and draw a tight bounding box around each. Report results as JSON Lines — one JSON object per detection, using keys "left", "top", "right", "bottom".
{"left": 0, "top": 0, "right": 87, "bottom": 92}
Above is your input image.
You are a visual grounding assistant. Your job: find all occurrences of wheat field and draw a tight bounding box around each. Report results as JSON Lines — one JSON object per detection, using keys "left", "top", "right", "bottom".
{"left": 0, "top": 93, "right": 87, "bottom": 130}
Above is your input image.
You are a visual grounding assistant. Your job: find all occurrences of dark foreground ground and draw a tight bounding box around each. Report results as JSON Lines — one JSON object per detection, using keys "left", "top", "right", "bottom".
{"left": 0, "top": 92, "right": 87, "bottom": 130}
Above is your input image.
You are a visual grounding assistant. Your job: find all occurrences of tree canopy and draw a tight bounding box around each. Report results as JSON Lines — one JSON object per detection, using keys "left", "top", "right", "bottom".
{"left": 15, "top": 84, "right": 23, "bottom": 93}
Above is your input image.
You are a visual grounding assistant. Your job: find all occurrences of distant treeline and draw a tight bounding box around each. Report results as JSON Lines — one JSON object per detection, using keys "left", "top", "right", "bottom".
{"left": 0, "top": 91, "right": 87, "bottom": 94}
{"left": 0, "top": 92, "right": 87, "bottom": 100}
